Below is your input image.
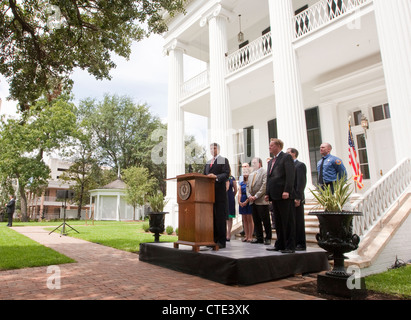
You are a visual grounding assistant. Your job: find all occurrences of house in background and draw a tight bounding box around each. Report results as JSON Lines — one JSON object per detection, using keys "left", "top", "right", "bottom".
{"left": 27, "top": 158, "right": 84, "bottom": 220}
{"left": 162, "top": 0, "right": 411, "bottom": 275}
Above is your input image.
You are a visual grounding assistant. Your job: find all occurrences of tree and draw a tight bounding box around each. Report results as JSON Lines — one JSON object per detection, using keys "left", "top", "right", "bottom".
{"left": 0, "top": 0, "right": 185, "bottom": 111}
{"left": 77, "top": 94, "right": 167, "bottom": 190}
{"left": 122, "top": 166, "right": 156, "bottom": 220}
{"left": 185, "top": 134, "right": 207, "bottom": 174}
{"left": 0, "top": 96, "right": 77, "bottom": 221}
{"left": 58, "top": 131, "right": 102, "bottom": 219}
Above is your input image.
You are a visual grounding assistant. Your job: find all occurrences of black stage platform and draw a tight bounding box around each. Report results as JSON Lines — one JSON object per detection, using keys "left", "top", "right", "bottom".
{"left": 139, "top": 241, "right": 329, "bottom": 286}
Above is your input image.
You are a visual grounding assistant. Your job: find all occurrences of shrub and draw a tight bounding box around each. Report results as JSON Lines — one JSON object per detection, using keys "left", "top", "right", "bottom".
{"left": 142, "top": 222, "right": 150, "bottom": 232}
{"left": 166, "top": 225, "right": 174, "bottom": 235}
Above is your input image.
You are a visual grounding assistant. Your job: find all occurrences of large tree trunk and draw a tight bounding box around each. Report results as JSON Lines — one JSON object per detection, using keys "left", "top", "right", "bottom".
{"left": 19, "top": 183, "right": 28, "bottom": 222}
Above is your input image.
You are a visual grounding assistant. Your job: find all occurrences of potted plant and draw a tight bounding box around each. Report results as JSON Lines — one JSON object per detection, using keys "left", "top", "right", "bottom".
{"left": 147, "top": 192, "right": 169, "bottom": 242}
{"left": 309, "top": 177, "right": 362, "bottom": 278}
{"left": 309, "top": 177, "right": 366, "bottom": 298}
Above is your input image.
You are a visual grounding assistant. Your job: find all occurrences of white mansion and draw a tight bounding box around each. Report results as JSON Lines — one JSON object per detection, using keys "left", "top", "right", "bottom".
{"left": 162, "top": 0, "right": 411, "bottom": 274}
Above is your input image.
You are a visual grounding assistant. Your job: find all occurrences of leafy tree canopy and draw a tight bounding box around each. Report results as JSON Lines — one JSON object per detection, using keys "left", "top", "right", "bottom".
{"left": 77, "top": 94, "right": 165, "bottom": 171}
{"left": 0, "top": 95, "right": 77, "bottom": 220}
{"left": 0, "top": 0, "right": 185, "bottom": 110}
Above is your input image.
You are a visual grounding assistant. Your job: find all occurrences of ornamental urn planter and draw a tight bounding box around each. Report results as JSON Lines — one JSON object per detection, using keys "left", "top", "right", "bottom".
{"left": 309, "top": 211, "right": 367, "bottom": 299}
{"left": 309, "top": 211, "right": 362, "bottom": 277}
{"left": 147, "top": 192, "right": 169, "bottom": 243}
{"left": 148, "top": 212, "right": 168, "bottom": 242}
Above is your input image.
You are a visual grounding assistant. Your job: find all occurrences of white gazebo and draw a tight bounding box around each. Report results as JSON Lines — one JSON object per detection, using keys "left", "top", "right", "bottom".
{"left": 89, "top": 178, "right": 143, "bottom": 221}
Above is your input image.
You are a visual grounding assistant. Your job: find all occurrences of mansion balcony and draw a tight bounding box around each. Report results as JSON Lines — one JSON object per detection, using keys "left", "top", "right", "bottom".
{"left": 179, "top": 0, "right": 375, "bottom": 108}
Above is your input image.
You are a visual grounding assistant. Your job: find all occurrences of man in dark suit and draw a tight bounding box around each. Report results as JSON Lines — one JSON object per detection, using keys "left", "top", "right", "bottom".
{"left": 5, "top": 195, "right": 16, "bottom": 227}
{"left": 287, "top": 148, "right": 307, "bottom": 251}
{"left": 204, "top": 143, "right": 230, "bottom": 248}
{"left": 265, "top": 139, "right": 296, "bottom": 253}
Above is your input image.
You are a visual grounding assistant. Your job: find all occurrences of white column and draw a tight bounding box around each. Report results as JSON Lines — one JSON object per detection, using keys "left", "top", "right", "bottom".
{"left": 116, "top": 194, "right": 120, "bottom": 221}
{"left": 201, "top": 4, "right": 234, "bottom": 163}
{"left": 268, "top": 0, "right": 312, "bottom": 185}
{"left": 318, "top": 101, "right": 339, "bottom": 151}
{"left": 374, "top": 0, "right": 411, "bottom": 161}
{"left": 164, "top": 39, "right": 185, "bottom": 228}
{"left": 96, "top": 194, "right": 100, "bottom": 220}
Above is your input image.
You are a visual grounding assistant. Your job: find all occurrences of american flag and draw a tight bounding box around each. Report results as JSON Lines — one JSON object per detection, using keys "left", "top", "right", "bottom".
{"left": 348, "top": 122, "right": 364, "bottom": 190}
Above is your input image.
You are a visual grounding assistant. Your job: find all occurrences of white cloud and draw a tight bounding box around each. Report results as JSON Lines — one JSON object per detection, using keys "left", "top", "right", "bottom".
{"left": 0, "top": 76, "right": 19, "bottom": 118}
{"left": 71, "top": 33, "right": 169, "bottom": 118}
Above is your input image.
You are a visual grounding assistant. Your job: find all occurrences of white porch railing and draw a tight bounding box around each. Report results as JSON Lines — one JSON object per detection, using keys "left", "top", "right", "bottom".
{"left": 293, "top": 0, "right": 372, "bottom": 39}
{"left": 352, "top": 158, "right": 411, "bottom": 237}
{"left": 180, "top": 70, "right": 209, "bottom": 100}
{"left": 226, "top": 32, "right": 272, "bottom": 75}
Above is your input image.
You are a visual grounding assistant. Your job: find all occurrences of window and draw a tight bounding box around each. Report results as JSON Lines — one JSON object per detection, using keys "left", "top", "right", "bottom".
{"left": 267, "top": 119, "right": 277, "bottom": 141}
{"left": 373, "top": 103, "right": 391, "bottom": 122}
{"left": 233, "top": 127, "right": 255, "bottom": 178}
{"left": 234, "top": 131, "right": 244, "bottom": 179}
{"left": 266, "top": 108, "right": 323, "bottom": 183}
{"left": 353, "top": 111, "right": 362, "bottom": 126}
{"left": 305, "top": 107, "right": 322, "bottom": 183}
{"left": 244, "top": 126, "right": 254, "bottom": 162}
{"left": 267, "top": 119, "right": 277, "bottom": 157}
{"left": 356, "top": 134, "right": 370, "bottom": 180}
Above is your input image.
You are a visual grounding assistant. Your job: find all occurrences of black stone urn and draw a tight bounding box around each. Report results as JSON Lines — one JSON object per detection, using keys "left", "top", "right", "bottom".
{"left": 309, "top": 211, "right": 367, "bottom": 298}
{"left": 148, "top": 212, "right": 168, "bottom": 242}
{"left": 309, "top": 211, "right": 362, "bottom": 277}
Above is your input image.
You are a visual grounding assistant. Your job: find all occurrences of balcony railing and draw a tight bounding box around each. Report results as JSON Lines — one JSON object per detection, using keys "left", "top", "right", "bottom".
{"left": 352, "top": 158, "right": 411, "bottom": 237}
{"left": 294, "top": 0, "right": 372, "bottom": 39}
{"left": 226, "top": 32, "right": 272, "bottom": 75}
{"left": 180, "top": 70, "right": 209, "bottom": 100}
{"left": 180, "top": 0, "right": 372, "bottom": 99}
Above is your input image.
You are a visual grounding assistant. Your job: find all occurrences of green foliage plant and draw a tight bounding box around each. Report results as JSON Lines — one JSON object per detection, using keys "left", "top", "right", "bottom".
{"left": 142, "top": 222, "right": 150, "bottom": 232}
{"left": 147, "top": 192, "right": 169, "bottom": 213}
{"left": 166, "top": 225, "right": 174, "bottom": 235}
{"left": 310, "top": 176, "right": 353, "bottom": 212}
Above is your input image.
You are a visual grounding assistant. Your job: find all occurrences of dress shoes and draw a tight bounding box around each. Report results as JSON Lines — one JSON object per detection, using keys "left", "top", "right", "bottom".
{"left": 216, "top": 242, "right": 226, "bottom": 249}
{"left": 250, "top": 239, "right": 263, "bottom": 244}
{"left": 295, "top": 245, "right": 306, "bottom": 251}
{"left": 266, "top": 247, "right": 281, "bottom": 252}
{"left": 264, "top": 239, "right": 272, "bottom": 245}
{"left": 280, "top": 249, "right": 295, "bottom": 254}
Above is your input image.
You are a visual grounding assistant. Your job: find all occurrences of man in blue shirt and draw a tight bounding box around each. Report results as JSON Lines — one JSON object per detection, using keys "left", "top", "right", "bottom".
{"left": 317, "top": 143, "right": 347, "bottom": 193}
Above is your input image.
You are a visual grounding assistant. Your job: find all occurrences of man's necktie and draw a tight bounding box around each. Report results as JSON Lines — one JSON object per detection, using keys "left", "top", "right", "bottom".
{"left": 269, "top": 157, "right": 276, "bottom": 175}
{"left": 210, "top": 157, "right": 215, "bottom": 168}
{"left": 318, "top": 158, "right": 325, "bottom": 184}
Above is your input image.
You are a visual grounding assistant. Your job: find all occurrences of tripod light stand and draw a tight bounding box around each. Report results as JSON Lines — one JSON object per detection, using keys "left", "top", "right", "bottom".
{"left": 49, "top": 190, "right": 79, "bottom": 236}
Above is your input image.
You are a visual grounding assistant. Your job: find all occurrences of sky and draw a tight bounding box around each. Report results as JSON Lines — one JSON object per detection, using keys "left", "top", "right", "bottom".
{"left": 0, "top": 33, "right": 208, "bottom": 146}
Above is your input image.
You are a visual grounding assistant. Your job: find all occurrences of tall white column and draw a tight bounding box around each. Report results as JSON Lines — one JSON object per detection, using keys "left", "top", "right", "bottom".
{"left": 268, "top": 0, "right": 312, "bottom": 185}
{"left": 374, "top": 0, "right": 411, "bottom": 161}
{"left": 201, "top": 4, "right": 234, "bottom": 163}
{"left": 318, "top": 101, "right": 339, "bottom": 151}
{"left": 164, "top": 39, "right": 185, "bottom": 228}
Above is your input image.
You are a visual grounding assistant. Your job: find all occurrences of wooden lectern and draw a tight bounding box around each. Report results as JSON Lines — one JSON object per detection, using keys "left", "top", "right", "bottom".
{"left": 173, "top": 173, "right": 219, "bottom": 252}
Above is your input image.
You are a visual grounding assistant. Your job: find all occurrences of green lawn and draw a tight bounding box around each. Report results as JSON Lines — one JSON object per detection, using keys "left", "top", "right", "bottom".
{"left": 0, "top": 220, "right": 177, "bottom": 271}
{"left": 366, "top": 265, "right": 411, "bottom": 299}
{"left": 57, "top": 221, "right": 178, "bottom": 252}
{"left": 0, "top": 225, "right": 75, "bottom": 271}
